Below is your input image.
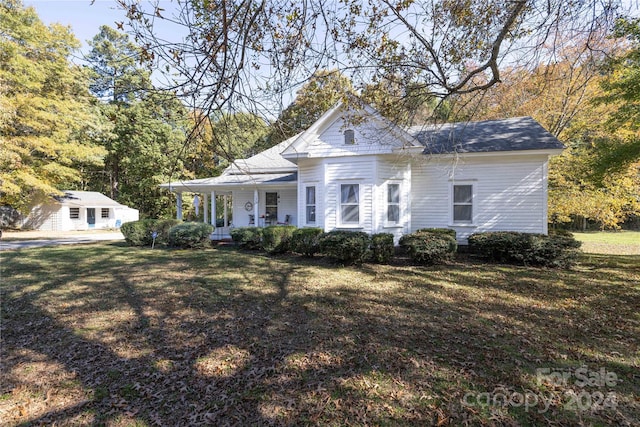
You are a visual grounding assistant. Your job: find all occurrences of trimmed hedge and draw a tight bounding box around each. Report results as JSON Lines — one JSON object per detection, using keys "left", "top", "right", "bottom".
{"left": 399, "top": 230, "right": 457, "bottom": 264}
{"left": 416, "top": 228, "right": 456, "bottom": 239}
{"left": 369, "top": 233, "right": 395, "bottom": 264}
{"left": 262, "top": 225, "right": 297, "bottom": 254}
{"left": 230, "top": 227, "right": 263, "bottom": 250}
{"left": 167, "top": 222, "right": 214, "bottom": 248}
{"left": 121, "top": 219, "right": 181, "bottom": 246}
{"left": 319, "top": 230, "right": 371, "bottom": 264}
{"left": 467, "top": 231, "right": 582, "bottom": 267}
{"left": 291, "top": 227, "right": 324, "bottom": 257}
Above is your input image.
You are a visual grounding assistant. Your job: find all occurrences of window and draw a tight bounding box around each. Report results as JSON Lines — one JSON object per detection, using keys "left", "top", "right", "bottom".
{"left": 69, "top": 208, "right": 80, "bottom": 219}
{"left": 101, "top": 208, "right": 109, "bottom": 218}
{"left": 387, "top": 183, "right": 400, "bottom": 223}
{"left": 305, "top": 186, "right": 316, "bottom": 224}
{"left": 453, "top": 184, "right": 473, "bottom": 223}
{"left": 340, "top": 184, "right": 359, "bottom": 224}
{"left": 344, "top": 129, "right": 355, "bottom": 145}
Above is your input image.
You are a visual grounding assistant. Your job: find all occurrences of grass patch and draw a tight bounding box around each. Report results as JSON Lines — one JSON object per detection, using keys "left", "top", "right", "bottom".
{"left": 573, "top": 230, "right": 640, "bottom": 255}
{"left": 0, "top": 243, "right": 638, "bottom": 425}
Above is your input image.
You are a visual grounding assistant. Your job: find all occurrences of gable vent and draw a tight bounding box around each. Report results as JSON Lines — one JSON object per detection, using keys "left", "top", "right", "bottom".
{"left": 344, "top": 129, "right": 355, "bottom": 145}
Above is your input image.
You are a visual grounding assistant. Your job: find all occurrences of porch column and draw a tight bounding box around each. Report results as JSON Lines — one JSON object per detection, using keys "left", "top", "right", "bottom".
{"left": 223, "top": 194, "right": 228, "bottom": 227}
{"left": 253, "top": 189, "right": 259, "bottom": 227}
{"left": 176, "top": 192, "right": 183, "bottom": 221}
{"left": 211, "top": 191, "right": 216, "bottom": 227}
{"left": 203, "top": 193, "right": 209, "bottom": 224}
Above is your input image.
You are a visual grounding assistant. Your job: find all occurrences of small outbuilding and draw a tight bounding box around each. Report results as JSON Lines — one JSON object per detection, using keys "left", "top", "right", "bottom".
{"left": 22, "top": 191, "right": 139, "bottom": 231}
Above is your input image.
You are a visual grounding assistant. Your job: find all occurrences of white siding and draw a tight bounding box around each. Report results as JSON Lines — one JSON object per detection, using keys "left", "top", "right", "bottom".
{"left": 232, "top": 190, "right": 256, "bottom": 227}
{"left": 324, "top": 157, "right": 376, "bottom": 232}
{"left": 297, "top": 159, "right": 324, "bottom": 229}
{"left": 375, "top": 156, "right": 412, "bottom": 243}
{"left": 231, "top": 188, "right": 297, "bottom": 227}
{"left": 411, "top": 154, "right": 550, "bottom": 243}
{"left": 305, "top": 117, "right": 403, "bottom": 158}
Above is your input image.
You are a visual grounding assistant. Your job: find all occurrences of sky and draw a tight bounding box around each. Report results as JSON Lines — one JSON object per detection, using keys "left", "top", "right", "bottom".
{"left": 24, "top": 0, "right": 138, "bottom": 50}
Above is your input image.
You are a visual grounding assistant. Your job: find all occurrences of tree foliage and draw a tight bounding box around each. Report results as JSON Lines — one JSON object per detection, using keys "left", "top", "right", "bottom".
{"left": 0, "top": 0, "right": 106, "bottom": 212}
{"left": 267, "top": 70, "right": 353, "bottom": 144}
{"left": 593, "top": 17, "right": 640, "bottom": 178}
{"left": 85, "top": 26, "right": 190, "bottom": 218}
{"left": 114, "top": 0, "right": 622, "bottom": 124}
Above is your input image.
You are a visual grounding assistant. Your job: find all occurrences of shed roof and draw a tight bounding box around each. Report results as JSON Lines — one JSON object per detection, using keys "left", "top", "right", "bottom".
{"left": 407, "top": 116, "right": 564, "bottom": 154}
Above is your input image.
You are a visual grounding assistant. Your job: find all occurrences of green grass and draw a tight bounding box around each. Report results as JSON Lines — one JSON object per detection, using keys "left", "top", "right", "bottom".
{"left": 573, "top": 231, "right": 640, "bottom": 255}
{"left": 1, "top": 243, "right": 638, "bottom": 426}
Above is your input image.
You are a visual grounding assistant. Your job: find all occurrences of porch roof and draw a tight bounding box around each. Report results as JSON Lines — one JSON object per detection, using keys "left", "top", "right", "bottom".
{"left": 160, "top": 172, "right": 297, "bottom": 192}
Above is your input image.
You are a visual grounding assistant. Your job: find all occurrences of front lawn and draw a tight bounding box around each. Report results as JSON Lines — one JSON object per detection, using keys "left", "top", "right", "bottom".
{"left": 1, "top": 244, "right": 638, "bottom": 426}
{"left": 573, "top": 230, "right": 640, "bottom": 255}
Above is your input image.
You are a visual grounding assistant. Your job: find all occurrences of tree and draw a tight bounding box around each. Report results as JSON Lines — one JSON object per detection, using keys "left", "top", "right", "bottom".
{"left": 267, "top": 70, "right": 353, "bottom": 144}
{"left": 0, "top": 0, "right": 106, "bottom": 213}
{"left": 184, "top": 111, "right": 269, "bottom": 178}
{"left": 86, "top": 25, "right": 152, "bottom": 102}
{"left": 85, "top": 26, "right": 191, "bottom": 218}
{"left": 593, "top": 17, "right": 640, "bottom": 178}
{"left": 113, "top": 0, "right": 622, "bottom": 124}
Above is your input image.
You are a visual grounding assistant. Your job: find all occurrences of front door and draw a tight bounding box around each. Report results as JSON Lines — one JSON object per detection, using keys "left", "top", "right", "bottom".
{"left": 87, "top": 208, "right": 96, "bottom": 228}
{"left": 265, "top": 192, "right": 278, "bottom": 224}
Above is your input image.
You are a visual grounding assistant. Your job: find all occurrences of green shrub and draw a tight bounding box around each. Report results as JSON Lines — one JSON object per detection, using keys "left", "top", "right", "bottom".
{"left": 467, "top": 231, "right": 582, "bottom": 267}
{"left": 167, "top": 222, "right": 214, "bottom": 248}
{"left": 152, "top": 219, "right": 182, "bottom": 245}
{"left": 319, "top": 230, "right": 371, "bottom": 264}
{"left": 416, "top": 228, "right": 457, "bottom": 239}
{"left": 369, "top": 233, "right": 395, "bottom": 264}
{"left": 291, "top": 227, "right": 324, "bottom": 257}
{"left": 262, "top": 225, "right": 297, "bottom": 254}
{"left": 121, "top": 219, "right": 183, "bottom": 247}
{"left": 230, "top": 227, "right": 263, "bottom": 250}
{"left": 399, "top": 230, "right": 457, "bottom": 264}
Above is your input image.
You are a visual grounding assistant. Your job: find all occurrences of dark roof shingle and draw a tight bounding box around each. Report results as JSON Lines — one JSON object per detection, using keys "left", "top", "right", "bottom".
{"left": 407, "top": 116, "right": 564, "bottom": 154}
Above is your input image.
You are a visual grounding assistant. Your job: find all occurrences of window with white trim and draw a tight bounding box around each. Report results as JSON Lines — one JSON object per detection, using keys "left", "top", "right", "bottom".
{"left": 305, "top": 186, "right": 316, "bottom": 224}
{"left": 387, "top": 183, "right": 400, "bottom": 223}
{"left": 453, "top": 184, "right": 473, "bottom": 223}
{"left": 101, "top": 208, "right": 109, "bottom": 218}
{"left": 69, "top": 208, "right": 80, "bottom": 219}
{"left": 340, "top": 183, "right": 359, "bottom": 224}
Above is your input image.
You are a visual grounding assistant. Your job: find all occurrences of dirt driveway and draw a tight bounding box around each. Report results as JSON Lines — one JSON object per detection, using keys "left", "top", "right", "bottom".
{"left": 0, "top": 230, "right": 124, "bottom": 251}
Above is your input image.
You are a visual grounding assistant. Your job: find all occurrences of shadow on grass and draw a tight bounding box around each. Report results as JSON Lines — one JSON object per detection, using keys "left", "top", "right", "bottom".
{"left": 1, "top": 244, "right": 638, "bottom": 425}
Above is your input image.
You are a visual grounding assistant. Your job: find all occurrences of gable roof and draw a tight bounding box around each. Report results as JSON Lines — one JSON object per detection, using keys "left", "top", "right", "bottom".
{"left": 53, "top": 191, "right": 125, "bottom": 207}
{"left": 408, "top": 116, "right": 564, "bottom": 154}
{"left": 280, "top": 98, "right": 422, "bottom": 159}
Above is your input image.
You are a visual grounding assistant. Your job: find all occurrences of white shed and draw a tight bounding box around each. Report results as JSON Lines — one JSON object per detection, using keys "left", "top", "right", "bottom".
{"left": 22, "top": 191, "right": 139, "bottom": 231}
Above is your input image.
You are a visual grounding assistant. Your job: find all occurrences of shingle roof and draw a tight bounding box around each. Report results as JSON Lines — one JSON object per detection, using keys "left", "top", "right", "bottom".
{"left": 164, "top": 172, "right": 297, "bottom": 188}
{"left": 227, "top": 134, "right": 299, "bottom": 174}
{"left": 407, "top": 116, "right": 564, "bottom": 154}
{"left": 53, "top": 191, "right": 124, "bottom": 207}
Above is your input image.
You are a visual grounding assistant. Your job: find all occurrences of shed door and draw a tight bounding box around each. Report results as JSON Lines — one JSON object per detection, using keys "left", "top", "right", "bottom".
{"left": 87, "top": 208, "right": 96, "bottom": 227}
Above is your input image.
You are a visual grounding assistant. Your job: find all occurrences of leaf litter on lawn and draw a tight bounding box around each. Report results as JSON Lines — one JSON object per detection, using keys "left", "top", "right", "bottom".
{"left": 0, "top": 244, "right": 638, "bottom": 426}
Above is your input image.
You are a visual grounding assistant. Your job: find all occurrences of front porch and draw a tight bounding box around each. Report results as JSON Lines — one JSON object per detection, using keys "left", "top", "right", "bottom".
{"left": 171, "top": 186, "right": 298, "bottom": 241}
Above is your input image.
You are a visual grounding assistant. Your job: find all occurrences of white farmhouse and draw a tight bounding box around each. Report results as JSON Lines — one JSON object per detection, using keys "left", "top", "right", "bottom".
{"left": 162, "top": 101, "right": 564, "bottom": 243}
{"left": 22, "top": 191, "right": 139, "bottom": 231}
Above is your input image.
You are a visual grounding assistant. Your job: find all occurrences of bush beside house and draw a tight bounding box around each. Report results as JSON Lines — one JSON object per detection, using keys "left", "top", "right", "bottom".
{"left": 230, "top": 227, "right": 264, "bottom": 250}
{"left": 468, "top": 231, "right": 582, "bottom": 267}
{"left": 121, "top": 219, "right": 181, "bottom": 246}
{"left": 262, "top": 225, "right": 297, "bottom": 254}
{"left": 167, "top": 222, "right": 214, "bottom": 248}
{"left": 399, "top": 229, "right": 458, "bottom": 265}
{"left": 318, "top": 230, "right": 371, "bottom": 264}
{"left": 290, "top": 227, "right": 323, "bottom": 257}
